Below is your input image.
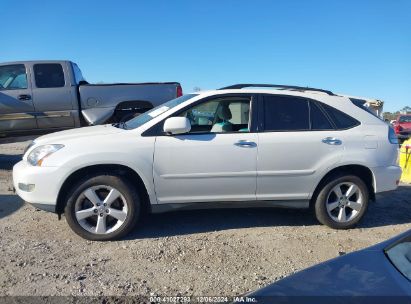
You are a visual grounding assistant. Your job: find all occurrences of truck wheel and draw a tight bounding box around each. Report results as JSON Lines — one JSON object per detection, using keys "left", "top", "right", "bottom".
{"left": 64, "top": 174, "right": 140, "bottom": 241}
{"left": 314, "top": 175, "right": 369, "bottom": 229}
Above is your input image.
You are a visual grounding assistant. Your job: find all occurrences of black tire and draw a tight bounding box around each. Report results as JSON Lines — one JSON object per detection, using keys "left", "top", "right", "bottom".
{"left": 314, "top": 175, "right": 369, "bottom": 229}
{"left": 64, "top": 173, "right": 141, "bottom": 241}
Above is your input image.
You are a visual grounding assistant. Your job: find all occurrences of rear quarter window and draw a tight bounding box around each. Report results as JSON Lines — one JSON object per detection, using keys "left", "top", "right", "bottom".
{"left": 320, "top": 103, "right": 360, "bottom": 129}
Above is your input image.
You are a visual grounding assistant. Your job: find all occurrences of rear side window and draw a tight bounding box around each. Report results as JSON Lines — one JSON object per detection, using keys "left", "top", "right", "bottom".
{"left": 321, "top": 103, "right": 360, "bottom": 129}
{"left": 263, "top": 96, "right": 309, "bottom": 131}
{"left": 34, "top": 64, "right": 65, "bottom": 88}
{"left": 310, "top": 102, "right": 334, "bottom": 130}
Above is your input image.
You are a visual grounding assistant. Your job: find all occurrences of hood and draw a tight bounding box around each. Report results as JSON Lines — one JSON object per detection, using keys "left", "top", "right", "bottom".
{"left": 33, "top": 124, "right": 124, "bottom": 145}
{"left": 249, "top": 229, "right": 411, "bottom": 300}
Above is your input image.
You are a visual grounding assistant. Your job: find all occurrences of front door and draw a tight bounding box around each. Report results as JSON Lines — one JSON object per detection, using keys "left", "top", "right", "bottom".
{"left": 0, "top": 63, "right": 37, "bottom": 132}
{"left": 153, "top": 95, "right": 258, "bottom": 204}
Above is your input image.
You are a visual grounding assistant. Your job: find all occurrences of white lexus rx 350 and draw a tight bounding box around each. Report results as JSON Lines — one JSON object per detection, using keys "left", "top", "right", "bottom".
{"left": 13, "top": 84, "right": 402, "bottom": 240}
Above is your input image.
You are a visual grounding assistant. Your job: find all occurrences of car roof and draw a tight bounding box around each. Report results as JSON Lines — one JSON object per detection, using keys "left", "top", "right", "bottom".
{"left": 0, "top": 60, "right": 71, "bottom": 66}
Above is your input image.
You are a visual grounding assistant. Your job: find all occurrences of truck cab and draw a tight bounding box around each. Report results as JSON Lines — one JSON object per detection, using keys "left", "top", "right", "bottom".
{"left": 0, "top": 61, "right": 80, "bottom": 133}
{"left": 0, "top": 60, "right": 182, "bottom": 136}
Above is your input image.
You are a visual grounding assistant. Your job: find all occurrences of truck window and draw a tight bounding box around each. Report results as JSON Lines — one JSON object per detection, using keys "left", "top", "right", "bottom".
{"left": 0, "top": 64, "right": 27, "bottom": 90}
{"left": 34, "top": 64, "right": 65, "bottom": 88}
{"left": 72, "top": 63, "right": 87, "bottom": 84}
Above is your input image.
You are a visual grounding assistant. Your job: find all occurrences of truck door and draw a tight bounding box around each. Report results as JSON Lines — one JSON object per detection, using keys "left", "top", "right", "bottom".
{"left": 31, "top": 63, "right": 75, "bottom": 129}
{"left": 0, "top": 63, "right": 37, "bottom": 132}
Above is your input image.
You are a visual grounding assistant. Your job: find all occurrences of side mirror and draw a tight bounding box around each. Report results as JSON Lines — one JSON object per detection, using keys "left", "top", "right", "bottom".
{"left": 163, "top": 117, "right": 191, "bottom": 135}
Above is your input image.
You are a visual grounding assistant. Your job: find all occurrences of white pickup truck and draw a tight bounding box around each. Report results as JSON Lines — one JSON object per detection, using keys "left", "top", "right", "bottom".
{"left": 0, "top": 60, "right": 182, "bottom": 136}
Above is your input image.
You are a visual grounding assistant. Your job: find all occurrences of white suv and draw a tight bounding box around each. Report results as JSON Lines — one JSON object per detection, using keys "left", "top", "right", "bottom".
{"left": 13, "top": 84, "right": 402, "bottom": 241}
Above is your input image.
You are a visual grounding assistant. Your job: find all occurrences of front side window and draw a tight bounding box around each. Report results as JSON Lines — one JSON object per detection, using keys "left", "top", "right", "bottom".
{"left": 263, "top": 95, "right": 310, "bottom": 131}
{"left": 34, "top": 64, "right": 65, "bottom": 88}
{"left": 178, "top": 97, "right": 251, "bottom": 133}
{"left": 0, "top": 64, "right": 27, "bottom": 90}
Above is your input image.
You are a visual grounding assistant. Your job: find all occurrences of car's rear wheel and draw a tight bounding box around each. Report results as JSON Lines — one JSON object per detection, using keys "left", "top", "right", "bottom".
{"left": 65, "top": 174, "right": 140, "bottom": 241}
{"left": 314, "top": 175, "right": 369, "bottom": 229}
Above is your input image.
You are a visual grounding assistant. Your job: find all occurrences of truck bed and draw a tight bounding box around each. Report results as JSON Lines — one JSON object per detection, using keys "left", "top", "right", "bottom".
{"left": 79, "top": 82, "right": 181, "bottom": 125}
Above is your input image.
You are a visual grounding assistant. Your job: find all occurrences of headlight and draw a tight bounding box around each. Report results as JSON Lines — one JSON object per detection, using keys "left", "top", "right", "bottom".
{"left": 27, "top": 144, "right": 64, "bottom": 166}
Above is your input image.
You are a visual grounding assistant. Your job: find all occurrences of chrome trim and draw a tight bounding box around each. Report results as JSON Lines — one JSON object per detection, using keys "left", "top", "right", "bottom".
{"left": 0, "top": 111, "right": 71, "bottom": 121}
{"left": 0, "top": 113, "right": 34, "bottom": 121}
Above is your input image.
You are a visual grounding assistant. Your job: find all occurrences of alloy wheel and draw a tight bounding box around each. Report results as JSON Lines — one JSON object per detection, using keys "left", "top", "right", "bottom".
{"left": 74, "top": 185, "right": 129, "bottom": 234}
{"left": 326, "top": 182, "right": 364, "bottom": 223}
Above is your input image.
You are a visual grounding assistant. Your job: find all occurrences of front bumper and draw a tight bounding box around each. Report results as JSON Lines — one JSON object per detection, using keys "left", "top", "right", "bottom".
{"left": 372, "top": 165, "right": 402, "bottom": 193}
{"left": 13, "top": 160, "right": 70, "bottom": 213}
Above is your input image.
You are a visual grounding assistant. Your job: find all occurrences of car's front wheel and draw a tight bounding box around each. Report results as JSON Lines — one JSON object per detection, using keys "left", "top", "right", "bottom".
{"left": 64, "top": 174, "right": 140, "bottom": 241}
{"left": 314, "top": 175, "right": 369, "bottom": 229}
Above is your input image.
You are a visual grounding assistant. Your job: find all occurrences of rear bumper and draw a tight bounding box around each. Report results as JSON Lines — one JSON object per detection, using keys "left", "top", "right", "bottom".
{"left": 372, "top": 165, "right": 402, "bottom": 193}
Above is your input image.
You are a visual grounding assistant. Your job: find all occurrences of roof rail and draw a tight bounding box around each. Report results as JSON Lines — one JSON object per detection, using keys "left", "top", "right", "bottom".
{"left": 218, "top": 84, "right": 335, "bottom": 96}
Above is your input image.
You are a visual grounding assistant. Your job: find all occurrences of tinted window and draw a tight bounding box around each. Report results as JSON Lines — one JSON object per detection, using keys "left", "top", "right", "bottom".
{"left": 0, "top": 64, "right": 27, "bottom": 90}
{"left": 34, "top": 64, "right": 65, "bottom": 88}
{"left": 178, "top": 97, "right": 251, "bottom": 133}
{"left": 263, "top": 96, "right": 309, "bottom": 131}
{"left": 321, "top": 103, "right": 360, "bottom": 129}
{"left": 310, "top": 102, "right": 334, "bottom": 130}
{"left": 399, "top": 116, "right": 411, "bottom": 123}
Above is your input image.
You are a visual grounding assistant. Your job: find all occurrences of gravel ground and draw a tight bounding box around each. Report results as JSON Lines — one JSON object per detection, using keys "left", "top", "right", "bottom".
{"left": 1, "top": 135, "right": 411, "bottom": 297}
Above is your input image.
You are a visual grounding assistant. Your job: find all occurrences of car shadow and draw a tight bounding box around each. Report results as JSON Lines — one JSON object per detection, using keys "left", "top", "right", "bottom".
{"left": 359, "top": 185, "right": 411, "bottom": 228}
{"left": 0, "top": 135, "right": 36, "bottom": 144}
{"left": 0, "top": 154, "right": 22, "bottom": 170}
{"left": 127, "top": 208, "right": 316, "bottom": 239}
{"left": 126, "top": 185, "right": 411, "bottom": 239}
{"left": 0, "top": 194, "right": 24, "bottom": 219}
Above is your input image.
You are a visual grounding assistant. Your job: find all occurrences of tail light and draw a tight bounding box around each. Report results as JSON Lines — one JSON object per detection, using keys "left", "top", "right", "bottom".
{"left": 394, "top": 124, "right": 402, "bottom": 134}
{"left": 176, "top": 85, "right": 183, "bottom": 97}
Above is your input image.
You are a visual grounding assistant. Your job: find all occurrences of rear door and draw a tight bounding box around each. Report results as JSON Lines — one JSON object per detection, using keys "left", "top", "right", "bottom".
{"left": 0, "top": 63, "right": 37, "bottom": 131}
{"left": 256, "top": 94, "right": 344, "bottom": 201}
{"left": 31, "top": 62, "right": 75, "bottom": 129}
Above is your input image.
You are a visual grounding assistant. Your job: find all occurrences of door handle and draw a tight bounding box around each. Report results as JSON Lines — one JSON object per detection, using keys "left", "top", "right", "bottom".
{"left": 18, "top": 94, "right": 31, "bottom": 101}
{"left": 234, "top": 140, "right": 257, "bottom": 148}
{"left": 322, "top": 137, "right": 342, "bottom": 145}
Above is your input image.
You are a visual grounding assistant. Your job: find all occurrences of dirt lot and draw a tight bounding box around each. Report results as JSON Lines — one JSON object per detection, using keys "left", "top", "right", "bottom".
{"left": 1, "top": 135, "right": 411, "bottom": 297}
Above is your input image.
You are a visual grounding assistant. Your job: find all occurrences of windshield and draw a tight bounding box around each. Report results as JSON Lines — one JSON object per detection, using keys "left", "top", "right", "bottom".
{"left": 386, "top": 236, "right": 411, "bottom": 282}
{"left": 123, "top": 94, "right": 199, "bottom": 130}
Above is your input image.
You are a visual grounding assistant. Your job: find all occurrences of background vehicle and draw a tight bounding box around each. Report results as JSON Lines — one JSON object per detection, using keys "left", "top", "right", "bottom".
{"left": 0, "top": 60, "right": 182, "bottom": 136}
{"left": 13, "top": 84, "right": 401, "bottom": 241}
{"left": 393, "top": 114, "right": 411, "bottom": 143}
{"left": 247, "top": 229, "right": 411, "bottom": 302}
